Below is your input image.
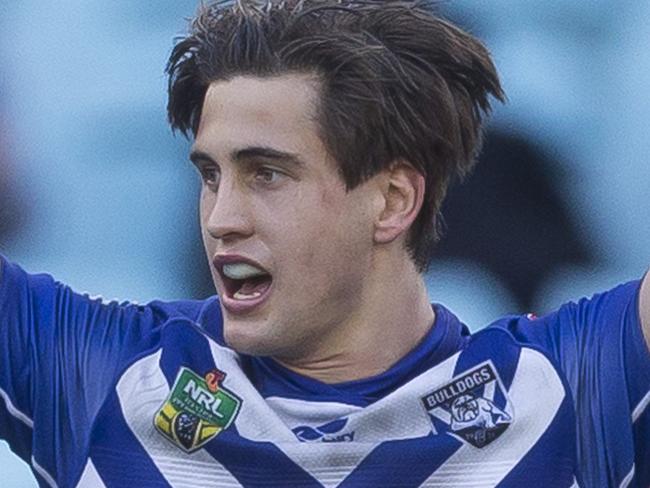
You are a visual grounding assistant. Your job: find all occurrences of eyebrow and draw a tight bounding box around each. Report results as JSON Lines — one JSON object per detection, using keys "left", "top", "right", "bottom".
{"left": 189, "top": 146, "right": 306, "bottom": 168}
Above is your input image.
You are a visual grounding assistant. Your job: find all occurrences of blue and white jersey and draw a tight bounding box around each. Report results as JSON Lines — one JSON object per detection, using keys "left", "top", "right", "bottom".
{"left": 0, "top": 255, "right": 648, "bottom": 487}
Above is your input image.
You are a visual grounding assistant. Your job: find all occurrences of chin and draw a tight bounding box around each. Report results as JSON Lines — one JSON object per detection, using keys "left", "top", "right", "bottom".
{"left": 222, "top": 320, "right": 277, "bottom": 356}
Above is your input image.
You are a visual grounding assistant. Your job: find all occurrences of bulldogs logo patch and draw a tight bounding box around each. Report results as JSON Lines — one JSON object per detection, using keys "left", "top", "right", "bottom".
{"left": 421, "top": 361, "right": 513, "bottom": 448}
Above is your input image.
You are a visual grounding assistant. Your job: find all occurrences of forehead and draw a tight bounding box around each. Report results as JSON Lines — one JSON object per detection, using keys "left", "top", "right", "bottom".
{"left": 194, "top": 74, "right": 325, "bottom": 158}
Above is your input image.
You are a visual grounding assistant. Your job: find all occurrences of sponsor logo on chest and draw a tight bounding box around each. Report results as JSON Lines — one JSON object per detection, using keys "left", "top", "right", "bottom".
{"left": 154, "top": 367, "right": 242, "bottom": 453}
{"left": 292, "top": 418, "right": 355, "bottom": 442}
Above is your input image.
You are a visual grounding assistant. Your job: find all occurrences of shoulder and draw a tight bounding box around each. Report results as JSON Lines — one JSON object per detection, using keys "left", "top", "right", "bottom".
{"left": 485, "top": 280, "right": 642, "bottom": 357}
{"left": 127, "top": 295, "right": 226, "bottom": 346}
{"left": 145, "top": 296, "right": 219, "bottom": 326}
{"left": 462, "top": 325, "right": 567, "bottom": 392}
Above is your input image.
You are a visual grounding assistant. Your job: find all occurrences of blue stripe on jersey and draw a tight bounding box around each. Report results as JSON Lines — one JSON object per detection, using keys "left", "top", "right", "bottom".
{"left": 452, "top": 328, "right": 520, "bottom": 392}
{"left": 495, "top": 392, "right": 577, "bottom": 487}
{"left": 204, "top": 429, "right": 322, "bottom": 488}
{"left": 338, "top": 433, "right": 461, "bottom": 487}
{"left": 194, "top": 298, "right": 225, "bottom": 344}
{"left": 158, "top": 320, "right": 218, "bottom": 386}
{"left": 87, "top": 393, "right": 171, "bottom": 487}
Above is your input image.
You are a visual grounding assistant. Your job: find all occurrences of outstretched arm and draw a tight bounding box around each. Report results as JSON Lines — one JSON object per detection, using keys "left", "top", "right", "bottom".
{"left": 641, "top": 271, "right": 650, "bottom": 352}
{"left": 0, "top": 256, "right": 180, "bottom": 486}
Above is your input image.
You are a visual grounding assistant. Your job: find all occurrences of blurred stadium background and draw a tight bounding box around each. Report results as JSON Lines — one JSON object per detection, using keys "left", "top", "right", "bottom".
{"left": 1, "top": 1, "right": 649, "bottom": 484}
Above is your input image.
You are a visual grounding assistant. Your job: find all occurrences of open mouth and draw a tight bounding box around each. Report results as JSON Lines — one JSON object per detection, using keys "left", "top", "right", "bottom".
{"left": 215, "top": 259, "right": 273, "bottom": 309}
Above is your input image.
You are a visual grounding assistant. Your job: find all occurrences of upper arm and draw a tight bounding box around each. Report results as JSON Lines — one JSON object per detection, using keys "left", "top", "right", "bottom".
{"left": 0, "top": 256, "right": 160, "bottom": 485}
{"left": 498, "top": 280, "right": 650, "bottom": 487}
{"left": 640, "top": 270, "right": 650, "bottom": 353}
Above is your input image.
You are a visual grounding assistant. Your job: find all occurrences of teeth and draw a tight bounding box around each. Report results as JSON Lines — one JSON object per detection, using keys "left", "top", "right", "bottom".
{"left": 222, "top": 262, "right": 267, "bottom": 280}
{"left": 233, "top": 290, "right": 262, "bottom": 300}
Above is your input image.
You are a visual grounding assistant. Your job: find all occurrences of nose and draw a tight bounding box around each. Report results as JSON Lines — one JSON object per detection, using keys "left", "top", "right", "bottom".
{"left": 203, "top": 178, "right": 253, "bottom": 241}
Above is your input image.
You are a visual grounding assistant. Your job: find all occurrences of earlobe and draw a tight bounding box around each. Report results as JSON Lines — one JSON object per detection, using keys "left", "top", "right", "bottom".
{"left": 374, "top": 163, "right": 425, "bottom": 244}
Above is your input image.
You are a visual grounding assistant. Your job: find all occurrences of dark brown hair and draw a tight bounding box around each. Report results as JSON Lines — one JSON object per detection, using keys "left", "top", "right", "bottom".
{"left": 167, "top": 0, "right": 504, "bottom": 271}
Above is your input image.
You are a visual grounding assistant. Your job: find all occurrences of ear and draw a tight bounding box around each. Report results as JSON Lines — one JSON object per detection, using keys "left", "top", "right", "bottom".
{"left": 374, "top": 161, "right": 425, "bottom": 244}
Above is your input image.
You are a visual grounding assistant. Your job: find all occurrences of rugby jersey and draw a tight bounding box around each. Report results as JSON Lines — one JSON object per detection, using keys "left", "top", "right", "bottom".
{"left": 0, "top": 255, "right": 648, "bottom": 487}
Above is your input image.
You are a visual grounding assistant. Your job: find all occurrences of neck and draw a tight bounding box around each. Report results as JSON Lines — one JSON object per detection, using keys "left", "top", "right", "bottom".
{"left": 275, "top": 254, "right": 435, "bottom": 383}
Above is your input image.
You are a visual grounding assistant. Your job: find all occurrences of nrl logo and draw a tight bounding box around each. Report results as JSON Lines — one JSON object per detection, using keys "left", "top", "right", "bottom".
{"left": 421, "top": 361, "right": 513, "bottom": 448}
{"left": 154, "top": 367, "right": 241, "bottom": 453}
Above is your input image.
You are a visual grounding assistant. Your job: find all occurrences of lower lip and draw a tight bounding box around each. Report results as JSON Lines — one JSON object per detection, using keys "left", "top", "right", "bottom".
{"left": 220, "top": 282, "right": 273, "bottom": 315}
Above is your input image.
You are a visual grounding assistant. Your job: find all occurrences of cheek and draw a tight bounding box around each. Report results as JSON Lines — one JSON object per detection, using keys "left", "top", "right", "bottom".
{"left": 199, "top": 190, "right": 215, "bottom": 252}
{"left": 199, "top": 187, "right": 211, "bottom": 221}
{"left": 293, "top": 199, "right": 372, "bottom": 274}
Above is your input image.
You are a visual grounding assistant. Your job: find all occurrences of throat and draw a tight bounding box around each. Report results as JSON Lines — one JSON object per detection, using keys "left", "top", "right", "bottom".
{"left": 273, "top": 294, "right": 436, "bottom": 384}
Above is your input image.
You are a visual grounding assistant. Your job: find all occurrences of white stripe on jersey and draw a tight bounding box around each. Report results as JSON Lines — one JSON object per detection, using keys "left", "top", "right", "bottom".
{"left": 218, "top": 340, "right": 460, "bottom": 488}
{"left": 205, "top": 341, "right": 298, "bottom": 444}
{"left": 619, "top": 464, "right": 635, "bottom": 488}
{"left": 206, "top": 341, "right": 381, "bottom": 488}
{"left": 116, "top": 350, "right": 243, "bottom": 488}
{"left": 264, "top": 397, "right": 363, "bottom": 429}
{"left": 420, "top": 348, "right": 566, "bottom": 487}
{"left": 32, "top": 455, "right": 58, "bottom": 488}
{"left": 77, "top": 459, "right": 107, "bottom": 487}
{"left": 0, "top": 386, "right": 34, "bottom": 428}
{"left": 632, "top": 389, "right": 650, "bottom": 422}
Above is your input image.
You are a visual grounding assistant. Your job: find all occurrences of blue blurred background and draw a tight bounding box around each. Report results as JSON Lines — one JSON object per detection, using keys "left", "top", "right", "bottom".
{"left": 0, "top": 1, "right": 648, "bottom": 485}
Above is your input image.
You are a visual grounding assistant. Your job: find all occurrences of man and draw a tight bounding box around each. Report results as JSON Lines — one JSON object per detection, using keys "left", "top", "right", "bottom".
{"left": 0, "top": 0, "right": 648, "bottom": 486}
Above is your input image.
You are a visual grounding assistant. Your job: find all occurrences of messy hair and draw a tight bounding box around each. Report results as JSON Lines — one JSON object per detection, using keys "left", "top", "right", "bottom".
{"left": 167, "top": 0, "right": 504, "bottom": 271}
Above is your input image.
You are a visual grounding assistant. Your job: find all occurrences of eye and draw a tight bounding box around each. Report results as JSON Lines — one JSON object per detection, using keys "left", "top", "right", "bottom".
{"left": 199, "top": 165, "right": 220, "bottom": 188}
{"left": 254, "top": 167, "right": 284, "bottom": 185}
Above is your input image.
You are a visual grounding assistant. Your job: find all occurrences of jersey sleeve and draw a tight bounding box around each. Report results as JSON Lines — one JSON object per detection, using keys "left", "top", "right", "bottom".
{"left": 0, "top": 255, "right": 203, "bottom": 486}
{"left": 495, "top": 280, "right": 650, "bottom": 488}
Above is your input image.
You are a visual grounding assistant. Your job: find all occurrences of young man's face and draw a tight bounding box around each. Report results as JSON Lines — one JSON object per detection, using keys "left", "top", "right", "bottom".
{"left": 191, "top": 74, "right": 380, "bottom": 359}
